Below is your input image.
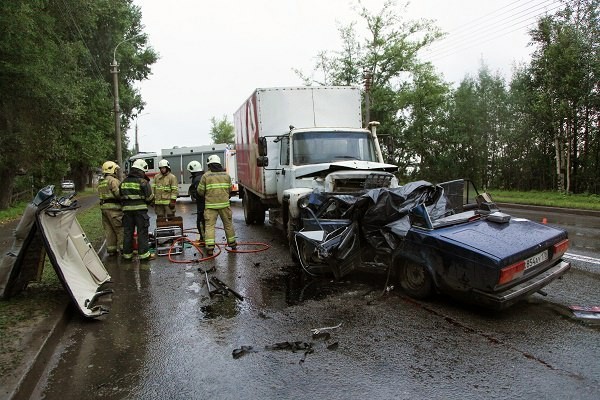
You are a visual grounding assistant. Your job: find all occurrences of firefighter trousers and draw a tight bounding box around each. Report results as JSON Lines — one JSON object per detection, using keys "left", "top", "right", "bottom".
{"left": 204, "top": 207, "right": 236, "bottom": 249}
{"left": 122, "top": 210, "right": 151, "bottom": 259}
{"left": 154, "top": 204, "right": 175, "bottom": 218}
{"left": 101, "top": 209, "right": 123, "bottom": 254}
{"left": 196, "top": 205, "right": 205, "bottom": 241}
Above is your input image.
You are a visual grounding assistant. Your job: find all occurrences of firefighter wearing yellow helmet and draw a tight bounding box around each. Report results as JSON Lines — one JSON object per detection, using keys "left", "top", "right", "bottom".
{"left": 197, "top": 154, "right": 236, "bottom": 255}
{"left": 152, "top": 159, "right": 179, "bottom": 218}
{"left": 119, "top": 158, "right": 155, "bottom": 261}
{"left": 98, "top": 161, "right": 123, "bottom": 255}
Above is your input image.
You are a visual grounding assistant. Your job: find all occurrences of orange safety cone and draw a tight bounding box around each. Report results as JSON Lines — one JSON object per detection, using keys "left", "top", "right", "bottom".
{"left": 542, "top": 217, "right": 547, "bottom": 224}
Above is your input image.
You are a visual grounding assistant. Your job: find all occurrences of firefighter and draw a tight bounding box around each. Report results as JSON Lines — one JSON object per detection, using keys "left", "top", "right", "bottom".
{"left": 152, "top": 159, "right": 178, "bottom": 218}
{"left": 119, "top": 159, "right": 155, "bottom": 261}
{"left": 187, "top": 160, "right": 206, "bottom": 241}
{"left": 98, "top": 161, "right": 123, "bottom": 255}
{"left": 197, "top": 154, "right": 236, "bottom": 256}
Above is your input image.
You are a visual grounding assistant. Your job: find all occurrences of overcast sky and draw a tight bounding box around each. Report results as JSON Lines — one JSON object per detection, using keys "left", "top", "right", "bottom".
{"left": 128, "top": 0, "right": 562, "bottom": 155}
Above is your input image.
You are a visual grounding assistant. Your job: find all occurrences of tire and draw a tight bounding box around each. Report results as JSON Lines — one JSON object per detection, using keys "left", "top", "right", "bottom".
{"left": 398, "top": 260, "right": 434, "bottom": 299}
{"left": 242, "top": 188, "right": 265, "bottom": 225}
{"left": 287, "top": 218, "right": 300, "bottom": 265}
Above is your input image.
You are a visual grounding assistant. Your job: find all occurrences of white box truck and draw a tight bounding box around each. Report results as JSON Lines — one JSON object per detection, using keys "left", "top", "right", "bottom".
{"left": 161, "top": 144, "right": 238, "bottom": 197}
{"left": 234, "top": 86, "right": 398, "bottom": 245}
{"left": 127, "top": 144, "right": 238, "bottom": 197}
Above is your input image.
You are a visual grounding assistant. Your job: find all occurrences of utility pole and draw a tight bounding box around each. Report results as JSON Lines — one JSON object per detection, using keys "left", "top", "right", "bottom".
{"left": 111, "top": 34, "right": 142, "bottom": 177}
{"left": 135, "top": 122, "right": 139, "bottom": 154}
{"left": 111, "top": 59, "right": 122, "bottom": 174}
{"left": 363, "top": 71, "right": 372, "bottom": 125}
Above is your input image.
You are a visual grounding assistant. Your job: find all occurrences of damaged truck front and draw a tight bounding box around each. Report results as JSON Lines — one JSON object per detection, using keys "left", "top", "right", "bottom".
{"left": 234, "top": 86, "right": 398, "bottom": 249}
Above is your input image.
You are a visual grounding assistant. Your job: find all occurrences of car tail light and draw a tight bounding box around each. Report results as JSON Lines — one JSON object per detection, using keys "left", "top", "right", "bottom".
{"left": 498, "top": 261, "right": 525, "bottom": 285}
{"left": 552, "top": 239, "right": 569, "bottom": 258}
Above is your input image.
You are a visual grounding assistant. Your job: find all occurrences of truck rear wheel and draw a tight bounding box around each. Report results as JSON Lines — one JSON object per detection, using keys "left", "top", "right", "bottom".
{"left": 243, "top": 188, "right": 265, "bottom": 225}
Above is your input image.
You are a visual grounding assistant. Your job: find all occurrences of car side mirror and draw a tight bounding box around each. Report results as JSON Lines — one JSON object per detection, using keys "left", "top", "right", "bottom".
{"left": 257, "top": 156, "right": 269, "bottom": 167}
{"left": 258, "top": 137, "right": 267, "bottom": 157}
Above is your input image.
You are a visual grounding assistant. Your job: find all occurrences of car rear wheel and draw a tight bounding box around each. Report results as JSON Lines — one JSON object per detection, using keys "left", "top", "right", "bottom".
{"left": 398, "top": 260, "right": 434, "bottom": 299}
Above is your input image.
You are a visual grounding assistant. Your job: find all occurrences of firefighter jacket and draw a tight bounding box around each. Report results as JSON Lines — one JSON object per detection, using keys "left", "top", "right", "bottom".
{"left": 152, "top": 171, "right": 178, "bottom": 205}
{"left": 198, "top": 170, "right": 232, "bottom": 209}
{"left": 98, "top": 174, "right": 121, "bottom": 210}
{"left": 190, "top": 171, "right": 205, "bottom": 210}
{"left": 120, "top": 169, "right": 154, "bottom": 211}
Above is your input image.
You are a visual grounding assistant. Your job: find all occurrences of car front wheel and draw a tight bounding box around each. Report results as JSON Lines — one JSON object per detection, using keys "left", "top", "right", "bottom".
{"left": 398, "top": 260, "right": 434, "bottom": 299}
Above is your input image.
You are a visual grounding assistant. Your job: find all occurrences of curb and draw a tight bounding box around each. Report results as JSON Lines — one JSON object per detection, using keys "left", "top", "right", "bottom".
{"left": 5, "top": 239, "right": 108, "bottom": 400}
{"left": 7, "top": 303, "right": 72, "bottom": 400}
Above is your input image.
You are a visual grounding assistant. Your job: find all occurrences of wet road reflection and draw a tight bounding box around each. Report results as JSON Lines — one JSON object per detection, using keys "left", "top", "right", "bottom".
{"left": 35, "top": 200, "right": 599, "bottom": 400}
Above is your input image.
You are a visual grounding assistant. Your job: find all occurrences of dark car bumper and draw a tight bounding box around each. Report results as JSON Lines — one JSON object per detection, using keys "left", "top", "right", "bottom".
{"left": 470, "top": 260, "right": 571, "bottom": 310}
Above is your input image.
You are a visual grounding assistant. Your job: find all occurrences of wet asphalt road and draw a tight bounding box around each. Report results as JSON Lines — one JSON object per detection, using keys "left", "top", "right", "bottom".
{"left": 32, "top": 199, "right": 599, "bottom": 399}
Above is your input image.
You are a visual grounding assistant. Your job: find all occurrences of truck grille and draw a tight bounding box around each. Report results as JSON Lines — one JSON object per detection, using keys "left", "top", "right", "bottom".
{"left": 333, "top": 173, "right": 393, "bottom": 192}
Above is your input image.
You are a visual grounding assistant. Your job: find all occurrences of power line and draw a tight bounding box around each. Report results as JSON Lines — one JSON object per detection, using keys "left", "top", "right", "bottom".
{"left": 55, "top": 0, "right": 114, "bottom": 98}
{"left": 421, "top": 0, "right": 565, "bottom": 63}
{"left": 423, "top": 2, "right": 565, "bottom": 63}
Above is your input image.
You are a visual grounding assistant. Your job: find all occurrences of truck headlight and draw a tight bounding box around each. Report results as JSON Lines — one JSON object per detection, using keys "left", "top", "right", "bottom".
{"left": 298, "top": 195, "right": 310, "bottom": 209}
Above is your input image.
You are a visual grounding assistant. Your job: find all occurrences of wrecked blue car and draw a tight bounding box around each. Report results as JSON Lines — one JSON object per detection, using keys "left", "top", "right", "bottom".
{"left": 291, "top": 179, "right": 571, "bottom": 309}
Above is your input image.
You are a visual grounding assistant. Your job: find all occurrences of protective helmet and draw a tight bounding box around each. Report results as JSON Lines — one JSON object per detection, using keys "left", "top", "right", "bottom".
{"left": 132, "top": 159, "right": 148, "bottom": 172}
{"left": 187, "top": 160, "right": 203, "bottom": 173}
{"left": 158, "top": 159, "right": 170, "bottom": 169}
{"left": 102, "top": 161, "right": 119, "bottom": 174}
{"left": 207, "top": 154, "right": 221, "bottom": 165}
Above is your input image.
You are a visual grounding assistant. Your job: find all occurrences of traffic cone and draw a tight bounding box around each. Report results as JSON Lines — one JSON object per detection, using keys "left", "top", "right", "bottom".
{"left": 542, "top": 217, "right": 547, "bottom": 224}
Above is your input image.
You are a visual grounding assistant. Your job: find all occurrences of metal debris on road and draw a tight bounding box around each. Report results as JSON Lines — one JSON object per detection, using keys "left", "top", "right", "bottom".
{"left": 311, "top": 322, "right": 342, "bottom": 335}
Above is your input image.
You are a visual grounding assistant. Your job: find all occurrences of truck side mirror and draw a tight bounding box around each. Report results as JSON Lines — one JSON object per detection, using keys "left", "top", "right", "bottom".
{"left": 258, "top": 137, "right": 268, "bottom": 157}
{"left": 257, "top": 156, "right": 269, "bottom": 167}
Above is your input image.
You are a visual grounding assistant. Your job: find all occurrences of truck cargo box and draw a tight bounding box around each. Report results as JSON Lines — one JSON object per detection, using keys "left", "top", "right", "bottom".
{"left": 234, "top": 86, "right": 363, "bottom": 198}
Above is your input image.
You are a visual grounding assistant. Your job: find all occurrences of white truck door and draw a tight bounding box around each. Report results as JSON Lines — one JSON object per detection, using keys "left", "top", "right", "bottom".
{"left": 276, "top": 136, "right": 293, "bottom": 204}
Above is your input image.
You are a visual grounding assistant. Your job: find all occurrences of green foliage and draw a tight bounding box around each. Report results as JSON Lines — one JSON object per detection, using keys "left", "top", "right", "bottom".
{"left": 297, "top": 0, "right": 599, "bottom": 195}
{"left": 0, "top": 0, "right": 158, "bottom": 209}
{"left": 209, "top": 115, "right": 235, "bottom": 145}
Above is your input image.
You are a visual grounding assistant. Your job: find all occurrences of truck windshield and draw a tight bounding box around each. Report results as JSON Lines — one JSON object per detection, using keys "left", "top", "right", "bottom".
{"left": 292, "top": 131, "right": 378, "bottom": 165}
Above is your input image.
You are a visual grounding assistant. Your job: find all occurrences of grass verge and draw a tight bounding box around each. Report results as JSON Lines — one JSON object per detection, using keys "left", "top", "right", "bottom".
{"left": 0, "top": 195, "right": 102, "bottom": 377}
{"left": 489, "top": 189, "right": 600, "bottom": 211}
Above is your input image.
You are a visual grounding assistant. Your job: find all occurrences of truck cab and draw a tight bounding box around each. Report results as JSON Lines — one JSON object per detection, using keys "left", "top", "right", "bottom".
{"left": 234, "top": 86, "right": 398, "bottom": 251}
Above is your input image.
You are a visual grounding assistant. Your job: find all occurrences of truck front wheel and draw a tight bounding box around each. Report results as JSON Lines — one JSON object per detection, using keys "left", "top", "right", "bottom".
{"left": 398, "top": 260, "right": 434, "bottom": 299}
{"left": 287, "top": 218, "right": 300, "bottom": 265}
{"left": 243, "top": 188, "right": 265, "bottom": 225}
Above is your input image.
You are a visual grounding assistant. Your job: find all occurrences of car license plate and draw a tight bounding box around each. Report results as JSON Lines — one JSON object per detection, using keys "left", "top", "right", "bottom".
{"left": 525, "top": 250, "right": 548, "bottom": 269}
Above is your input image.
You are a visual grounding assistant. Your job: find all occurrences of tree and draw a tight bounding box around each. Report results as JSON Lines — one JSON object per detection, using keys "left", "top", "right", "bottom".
{"left": 527, "top": 0, "right": 599, "bottom": 193}
{"left": 295, "top": 0, "right": 445, "bottom": 175}
{"left": 209, "top": 115, "right": 235, "bottom": 144}
{"left": 0, "top": 0, "right": 157, "bottom": 209}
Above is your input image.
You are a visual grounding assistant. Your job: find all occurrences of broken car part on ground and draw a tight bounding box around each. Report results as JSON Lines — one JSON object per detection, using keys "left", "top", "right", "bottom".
{"left": 0, "top": 186, "right": 111, "bottom": 318}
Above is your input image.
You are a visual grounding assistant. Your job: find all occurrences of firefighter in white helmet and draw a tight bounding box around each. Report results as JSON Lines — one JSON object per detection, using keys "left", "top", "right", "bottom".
{"left": 187, "top": 160, "right": 205, "bottom": 241}
{"left": 152, "top": 159, "right": 179, "bottom": 218}
{"left": 119, "top": 159, "right": 155, "bottom": 261}
{"left": 197, "top": 154, "right": 236, "bottom": 255}
{"left": 98, "top": 161, "right": 123, "bottom": 255}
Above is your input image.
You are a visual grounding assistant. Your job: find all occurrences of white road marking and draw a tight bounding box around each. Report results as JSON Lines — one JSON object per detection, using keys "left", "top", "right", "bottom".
{"left": 564, "top": 252, "right": 600, "bottom": 265}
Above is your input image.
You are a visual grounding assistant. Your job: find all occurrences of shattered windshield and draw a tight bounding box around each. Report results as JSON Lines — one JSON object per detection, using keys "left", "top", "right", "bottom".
{"left": 292, "top": 131, "right": 378, "bottom": 166}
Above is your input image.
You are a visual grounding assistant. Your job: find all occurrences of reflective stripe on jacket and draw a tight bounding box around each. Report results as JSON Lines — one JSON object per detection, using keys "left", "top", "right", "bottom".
{"left": 98, "top": 174, "right": 122, "bottom": 210}
{"left": 120, "top": 174, "right": 154, "bottom": 211}
{"left": 152, "top": 172, "right": 178, "bottom": 204}
{"left": 198, "top": 171, "right": 231, "bottom": 209}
